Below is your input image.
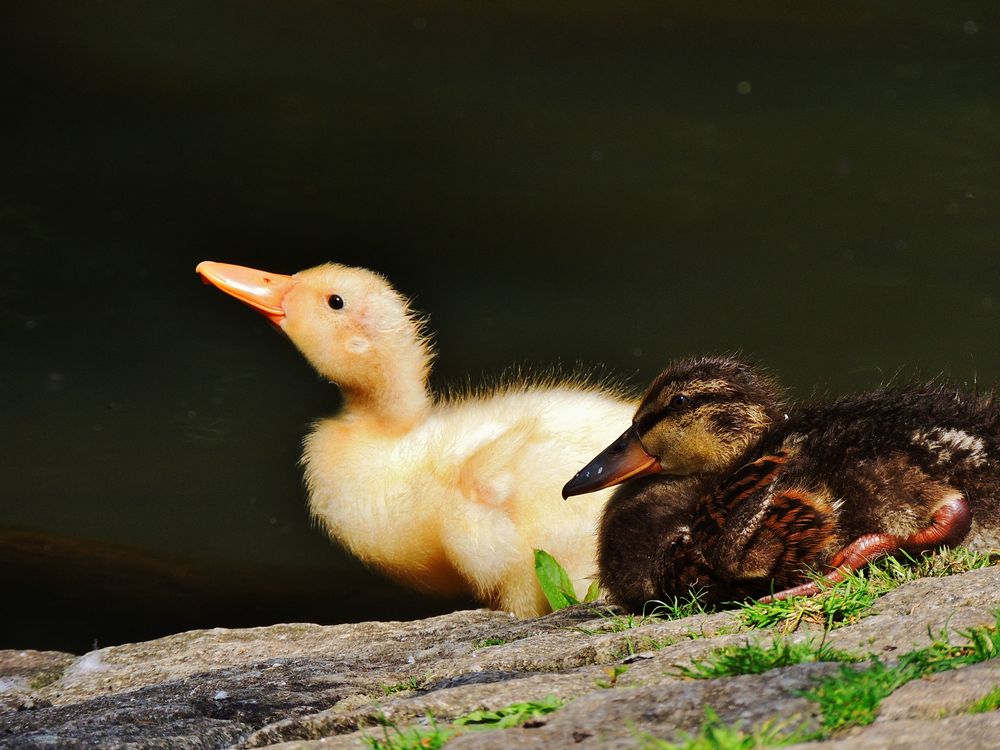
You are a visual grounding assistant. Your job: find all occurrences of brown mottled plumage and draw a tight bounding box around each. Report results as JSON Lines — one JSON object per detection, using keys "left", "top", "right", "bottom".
{"left": 564, "top": 356, "right": 1000, "bottom": 611}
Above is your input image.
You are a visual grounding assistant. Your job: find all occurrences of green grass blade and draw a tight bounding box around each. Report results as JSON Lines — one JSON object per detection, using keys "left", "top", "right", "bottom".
{"left": 967, "top": 685, "right": 1000, "bottom": 714}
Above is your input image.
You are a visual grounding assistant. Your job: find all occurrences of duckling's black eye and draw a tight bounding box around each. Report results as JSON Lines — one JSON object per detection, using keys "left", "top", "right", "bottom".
{"left": 669, "top": 394, "right": 691, "bottom": 410}
{"left": 327, "top": 294, "right": 344, "bottom": 310}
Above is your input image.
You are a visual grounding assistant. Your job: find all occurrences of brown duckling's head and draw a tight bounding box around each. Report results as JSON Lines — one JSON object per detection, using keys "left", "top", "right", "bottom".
{"left": 563, "top": 356, "right": 784, "bottom": 497}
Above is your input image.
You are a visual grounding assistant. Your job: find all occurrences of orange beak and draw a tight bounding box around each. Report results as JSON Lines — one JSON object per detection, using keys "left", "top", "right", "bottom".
{"left": 196, "top": 261, "right": 297, "bottom": 327}
{"left": 562, "top": 426, "right": 662, "bottom": 499}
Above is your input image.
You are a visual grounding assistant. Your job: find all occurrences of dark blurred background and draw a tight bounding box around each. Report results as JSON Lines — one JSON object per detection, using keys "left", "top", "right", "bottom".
{"left": 2, "top": 1, "right": 998, "bottom": 653}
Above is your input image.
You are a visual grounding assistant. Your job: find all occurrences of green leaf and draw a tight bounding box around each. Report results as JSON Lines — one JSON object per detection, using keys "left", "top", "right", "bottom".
{"left": 534, "top": 549, "right": 579, "bottom": 610}
{"left": 583, "top": 580, "right": 601, "bottom": 603}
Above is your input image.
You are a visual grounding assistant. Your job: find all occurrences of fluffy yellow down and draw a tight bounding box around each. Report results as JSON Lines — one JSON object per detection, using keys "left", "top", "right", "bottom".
{"left": 279, "top": 263, "right": 635, "bottom": 616}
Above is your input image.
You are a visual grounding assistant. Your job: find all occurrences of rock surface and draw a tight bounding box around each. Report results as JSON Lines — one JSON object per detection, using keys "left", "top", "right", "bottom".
{"left": 3, "top": 566, "right": 1000, "bottom": 749}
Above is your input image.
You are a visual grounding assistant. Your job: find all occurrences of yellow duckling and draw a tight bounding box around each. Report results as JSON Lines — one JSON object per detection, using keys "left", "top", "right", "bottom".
{"left": 196, "top": 261, "right": 635, "bottom": 616}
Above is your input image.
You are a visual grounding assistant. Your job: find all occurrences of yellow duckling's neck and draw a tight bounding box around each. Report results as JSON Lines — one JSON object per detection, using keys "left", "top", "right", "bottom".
{"left": 338, "top": 372, "right": 432, "bottom": 433}
{"left": 326, "top": 332, "right": 435, "bottom": 433}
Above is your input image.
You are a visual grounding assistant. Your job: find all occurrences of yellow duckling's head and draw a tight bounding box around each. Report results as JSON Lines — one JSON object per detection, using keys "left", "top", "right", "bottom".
{"left": 197, "top": 261, "right": 433, "bottom": 424}
{"left": 563, "top": 356, "right": 783, "bottom": 497}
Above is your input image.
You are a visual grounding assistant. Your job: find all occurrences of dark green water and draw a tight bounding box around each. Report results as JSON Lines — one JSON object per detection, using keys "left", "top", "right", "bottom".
{"left": 2, "top": 2, "right": 998, "bottom": 651}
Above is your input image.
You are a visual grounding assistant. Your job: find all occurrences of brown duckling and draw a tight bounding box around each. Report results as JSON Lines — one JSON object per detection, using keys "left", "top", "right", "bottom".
{"left": 564, "top": 356, "right": 1000, "bottom": 609}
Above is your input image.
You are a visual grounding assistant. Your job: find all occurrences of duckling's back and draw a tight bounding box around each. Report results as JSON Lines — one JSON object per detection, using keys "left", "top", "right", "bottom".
{"left": 761, "top": 384, "right": 1000, "bottom": 546}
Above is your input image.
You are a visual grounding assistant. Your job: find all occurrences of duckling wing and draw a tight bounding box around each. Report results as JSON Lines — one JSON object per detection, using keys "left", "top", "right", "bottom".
{"left": 455, "top": 416, "right": 537, "bottom": 507}
{"left": 438, "top": 416, "right": 546, "bottom": 614}
{"left": 706, "top": 488, "right": 840, "bottom": 592}
{"left": 695, "top": 453, "right": 842, "bottom": 596}
{"left": 697, "top": 452, "right": 793, "bottom": 532}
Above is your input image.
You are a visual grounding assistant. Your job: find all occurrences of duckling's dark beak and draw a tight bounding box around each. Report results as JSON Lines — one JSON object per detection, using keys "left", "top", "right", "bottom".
{"left": 196, "top": 261, "right": 297, "bottom": 327}
{"left": 562, "top": 427, "right": 661, "bottom": 499}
